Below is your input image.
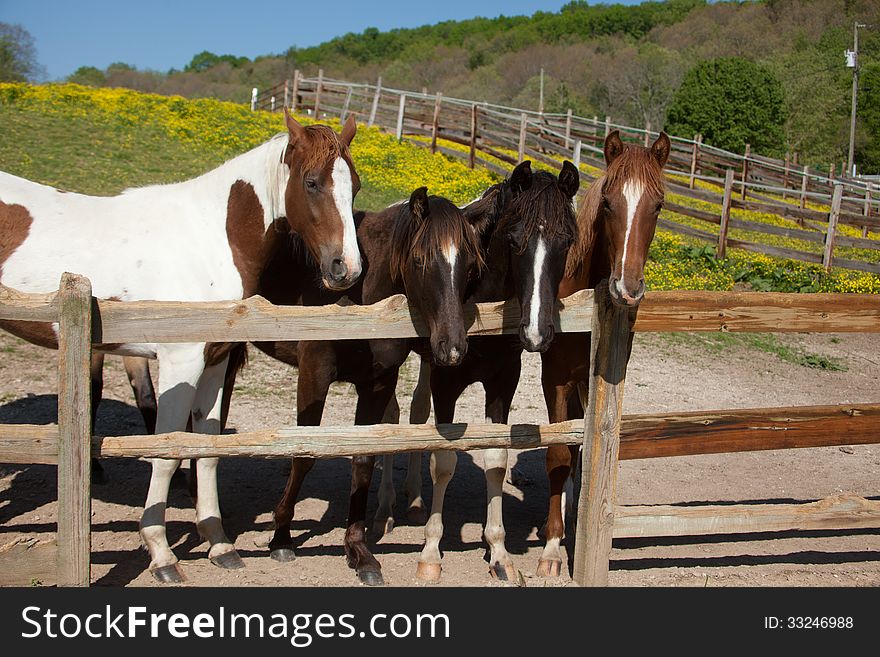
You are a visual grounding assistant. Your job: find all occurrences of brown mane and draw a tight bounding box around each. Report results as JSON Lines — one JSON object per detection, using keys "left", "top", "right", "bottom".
{"left": 566, "top": 143, "right": 665, "bottom": 277}
{"left": 389, "top": 197, "right": 484, "bottom": 282}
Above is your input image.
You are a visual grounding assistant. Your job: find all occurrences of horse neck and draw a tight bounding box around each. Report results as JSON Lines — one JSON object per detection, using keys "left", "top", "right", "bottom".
{"left": 355, "top": 209, "right": 402, "bottom": 304}
{"left": 468, "top": 232, "right": 510, "bottom": 303}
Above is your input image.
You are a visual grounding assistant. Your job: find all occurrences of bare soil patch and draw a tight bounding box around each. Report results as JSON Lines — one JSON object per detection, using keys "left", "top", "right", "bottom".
{"left": 1, "top": 329, "right": 878, "bottom": 587}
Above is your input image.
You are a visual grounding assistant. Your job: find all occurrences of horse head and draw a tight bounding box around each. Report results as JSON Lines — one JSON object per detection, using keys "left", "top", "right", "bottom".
{"left": 471, "top": 160, "right": 578, "bottom": 353}
{"left": 597, "top": 130, "right": 669, "bottom": 306}
{"left": 390, "top": 187, "right": 484, "bottom": 367}
{"left": 282, "top": 109, "right": 362, "bottom": 291}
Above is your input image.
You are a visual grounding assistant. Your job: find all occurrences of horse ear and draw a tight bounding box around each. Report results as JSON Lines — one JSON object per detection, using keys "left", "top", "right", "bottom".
{"left": 651, "top": 132, "right": 671, "bottom": 168}
{"left": 558, "top": 160, "right": 580, "bottom": 199}
{"left": 463, "top": 187, "right": 498, "bottom": 237}
{"left": 509, "top": 160, "right": 532, "bottom": 193}
{"left": 285, "top": 107, "right": 306, "bottom": 144}
{"left": 340, "top": 114, "right": 357, "bottom": 147}
{"left": 604, "top": 130, "right": 624, "bottom": 165}
{"left": 409, "top": 186, "right": 429, "bottom": 223}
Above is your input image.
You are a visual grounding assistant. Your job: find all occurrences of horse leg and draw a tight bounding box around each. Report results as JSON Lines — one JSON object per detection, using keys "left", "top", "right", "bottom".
{"left": 269, "top": 343, "right": 332, "bottom": 561}
{"left": 404, "top": 356, "right": 431, "bottom": 525}
{"left": 481, "top": 364, "right": 519, "bottom": 582}
{"left": 537, "top": 334, "right": 589, "bottom": 578}
{"left": 345, "top": 373, "right": 398, "bottom": 586}
{"left": 89, "top": 352, "right": 107, "bottom": 484}
{"left": 415, "top": 375, "right": 463, "bottom": 583}
{"left": 373, "top": 394, "right": 401, "bottom": 538}
{"left": 123, "top": 356, "right": 157, "bottom": 434}
{"left": 190, "top": 356, "right": 242, "bottom": 570}
{"left": 139, "top": 343, "right": 205, "bottom": 583}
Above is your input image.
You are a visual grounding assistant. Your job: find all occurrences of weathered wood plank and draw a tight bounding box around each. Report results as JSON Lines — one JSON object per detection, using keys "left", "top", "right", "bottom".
{"left": 573, "top": 282, "right": 636, "bottom": 587}
{"left": 0, "top": 538, "right": 58, "bottom": 586}
{"left": 614, "top": 494, "right": 880, "bottom": 538}
{"left": 4, "top": 403, "right": 877, "bottom": 463}
{"left": 0, "top": 285, "right": 57, "bottom": 322}
{"left": 56, "top": 272, "right": 92, "bottom": 587}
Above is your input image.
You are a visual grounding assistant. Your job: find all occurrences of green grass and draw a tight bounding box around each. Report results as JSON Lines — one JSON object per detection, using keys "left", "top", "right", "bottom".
{"left": 660, "top": 331, "right": 847, "bottom": 371}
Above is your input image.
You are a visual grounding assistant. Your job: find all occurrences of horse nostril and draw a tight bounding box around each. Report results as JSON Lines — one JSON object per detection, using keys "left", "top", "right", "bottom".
{"left": 330, "top": 258, "right": 347, "bottom": 279}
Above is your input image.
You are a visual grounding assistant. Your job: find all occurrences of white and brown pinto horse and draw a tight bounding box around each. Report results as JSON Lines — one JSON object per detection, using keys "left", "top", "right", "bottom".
{"left": 537, "top": 130, "right": 670, "bottom": 577}
{"left": 0, "top": 110, "right": 362, "bottom": 583}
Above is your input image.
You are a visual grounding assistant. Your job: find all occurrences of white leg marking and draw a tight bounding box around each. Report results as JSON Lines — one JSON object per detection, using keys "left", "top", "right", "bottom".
{"left": 618, "top": 180, "right": 645, "bottom": 298}
{"left": 140, "top": 343, "right": 206, "bottom": 571}
{"left": 419, "top": 450, "right": 457, "bottom": 566}
{"left": 483, "top": 448, "right": 513, "bottom": 575}
{"left": 191, "top": 357, "right": 236, "bottom": 560}
{"left": 331, "top": 158, "right": 362, "bottom": 276}
{"left": 524, "top": 236, "right": 546, "bottom": 346}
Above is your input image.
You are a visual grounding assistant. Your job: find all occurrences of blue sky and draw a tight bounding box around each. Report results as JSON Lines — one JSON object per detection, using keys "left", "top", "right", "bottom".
{"left": 0, "top": 0, "right": 643, "bottom": 81}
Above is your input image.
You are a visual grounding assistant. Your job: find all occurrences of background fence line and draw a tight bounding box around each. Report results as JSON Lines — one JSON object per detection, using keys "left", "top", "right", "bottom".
{"left": 252, "top": 73, "right": 880, "bottom": 274}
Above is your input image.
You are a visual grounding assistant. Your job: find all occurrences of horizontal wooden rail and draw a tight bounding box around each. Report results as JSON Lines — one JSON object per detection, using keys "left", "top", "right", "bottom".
{"left": 3, "top": 403, "right": 876, "bottom": 464}
{"left": 614, "top": 493, "right": 880, "bottom": 538}
{"left": 3, "top": 284, "right": 880, "bottom": 343}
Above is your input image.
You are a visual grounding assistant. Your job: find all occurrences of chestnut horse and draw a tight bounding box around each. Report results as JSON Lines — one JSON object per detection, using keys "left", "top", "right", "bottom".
{"left": 0, "top": 110, "right": 362, "bottom": 583}
{"left": 536, "top": 130, "right": 670, "bottom": 577}
{"left": 416, "top": 159, "right": 579, "bottom": 583}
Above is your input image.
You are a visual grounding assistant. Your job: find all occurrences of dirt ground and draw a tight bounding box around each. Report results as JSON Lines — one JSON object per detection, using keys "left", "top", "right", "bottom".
{"left": 1, "top": 328, "right": 878, "bottom": 588}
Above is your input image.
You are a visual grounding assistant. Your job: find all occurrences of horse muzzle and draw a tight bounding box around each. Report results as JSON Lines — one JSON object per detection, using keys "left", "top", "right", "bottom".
{"left": 431, "top": 336, "right": 467, "bottom": 367}
{"left": 322, "top": 256, "right": 362, "bottom": 291}
{"left": 519, "top": 322, "right": 555, "bottom": 353}
{"left": 609, "top": 276, "right": 645, "bottom": 307}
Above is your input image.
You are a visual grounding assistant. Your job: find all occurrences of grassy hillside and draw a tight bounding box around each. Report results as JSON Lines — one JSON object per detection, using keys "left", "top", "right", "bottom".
{"left": 1, "top": 83, "right": 877, "bottom": 294}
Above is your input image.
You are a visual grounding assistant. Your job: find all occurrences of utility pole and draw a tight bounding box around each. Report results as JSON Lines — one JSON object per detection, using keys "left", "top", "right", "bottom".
{"left": 846, "top": 21, "right": 866, "bottom": 176}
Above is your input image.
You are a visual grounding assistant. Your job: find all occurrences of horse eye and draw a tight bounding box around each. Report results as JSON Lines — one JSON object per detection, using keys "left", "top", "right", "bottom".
{"left": 305, "top": 178, "right": 318, "bottom": 190}
{"left": 655, "top": 201, "right": 664, "bottom": 213}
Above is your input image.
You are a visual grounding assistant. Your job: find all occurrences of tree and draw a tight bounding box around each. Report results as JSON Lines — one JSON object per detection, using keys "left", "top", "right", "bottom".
{"left": 856, "top": 61, "right": 880, "bottom": 175}
{"left": 67, "top": 66, "right": 106, "bottom": 87}
{"left": 0, "top": 23, "right": 45, "bottom": 82}
{"left": 665, "top": 57, "right": 786, "bottom": 154}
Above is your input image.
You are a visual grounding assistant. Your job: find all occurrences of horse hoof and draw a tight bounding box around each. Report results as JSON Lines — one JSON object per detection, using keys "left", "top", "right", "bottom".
{"left": 415, "top": 561, "right": 441, "bottom": 583}
{"left": 406, "top": 506, "right": 428, "bottom": 526}
{"left": 210, "top": 550, "right": 244, "bottom": 570}
{"left": 358, "top": 569, "right": 384, "bottom": 587}
{"left": 151, "top": 563, "right": 185, "bottom": 584}
{"left": 270, "top": 547, "right": 297, "bottom": 563}
{"left": 536, "top": 559, "right": 562, "bottom": 578}
{"left": 489, "top": 562, "right": 516, "bottom": 582}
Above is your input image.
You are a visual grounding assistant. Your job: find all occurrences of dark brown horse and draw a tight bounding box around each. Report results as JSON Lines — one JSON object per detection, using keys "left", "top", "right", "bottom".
{"left": 246, "top": 187, "right": 486, "bottom": 586}
{"left": 536, "top": 130, "right": 670, "bottom": 577}
{"left": 416, "top": 159, "right": 580, "bottom": 583}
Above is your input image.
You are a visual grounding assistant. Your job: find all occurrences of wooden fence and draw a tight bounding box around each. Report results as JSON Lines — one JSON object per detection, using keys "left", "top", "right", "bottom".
{"left": 252, "top": 73, "right": 880, "bottom": 274}
{"left": 1, "top": 275, "right": 880, "bottom": 587}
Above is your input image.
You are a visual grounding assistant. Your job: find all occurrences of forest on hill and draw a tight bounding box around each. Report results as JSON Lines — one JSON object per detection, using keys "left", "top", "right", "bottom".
{"left": 7, "top": 0, "right": 880, "bottom": 173}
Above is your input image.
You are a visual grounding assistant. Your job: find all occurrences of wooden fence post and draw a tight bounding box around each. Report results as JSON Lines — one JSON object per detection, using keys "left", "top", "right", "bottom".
{"left": 718, "top": 169, "right": 734, "bottom": 259}
{"left": 430, "top": 92, "right": 442, "bottom": 154}
{"left": 643, "top": 121, "right": 651, "bottom": 147}
{"left": 740, "top": 143, "right": 750, "bottom": 200}
{"left": 283, "top": 78, "right": 290, "bottom": 109}
{"left": 573, "top": 140, "right": 582, "bottom": 169}
{"left": 368, "top": 76, "right": 382, "bottom": 127}
{"left": 823, "top": 184, "right": 843, "bottom": 272}
{"left": 518, "top": 113, "right": 527, "bottom": 163}
{"left": 565, "top": 109, "right": 573, "bottom": 149}
{"left": 604, "top": 115, "right": 611, "bottom": 138}
{"left": 689, "top": 134, "right": 701, "bottom": 189}
{"left": 340, "top": 86, "right": 353, "bottom": 122}
{"left": 782, "top": 152, "right": 790, "bottom": 200}
{"left": 800, "top": 166, "right": 810, "bottom": 209}
{"left": 572, "top": 281, "right": 636, "bottom": 587}
{"left": 313, "top": 68, "right": 324, "bottom": 117}
{"left": 592, "top": 115, "right": 598, "bottom": 137}
{"left": 57, "top": 272, "right": 93, "bottom": 587}
{"left": 468, "top": 104, "right": 478, "bottom": 169}
{"left": 864, "top": 183, "right": 874, "bottom": 238}
{"left": 290, "top": 70, "right": 300, "bottom": 112}
{"left": 250, "top": 87, "right": 257, "bottom": 111}
{"left": 395, "top": 94, "right": 407, "bottom": 141}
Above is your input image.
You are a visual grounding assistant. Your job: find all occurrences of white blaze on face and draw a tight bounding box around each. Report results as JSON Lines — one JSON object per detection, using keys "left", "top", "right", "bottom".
{"left": 617, "top": 179, "right": 645, "bottom": 298}
{"left": 442, "top": 241, "right": 458, "bottom": 293}
{"left": 331, "top": 157, "right": 361, "bottom": 276}
{"left": 524, "top": 234, "right": 547, "bottom": 347}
